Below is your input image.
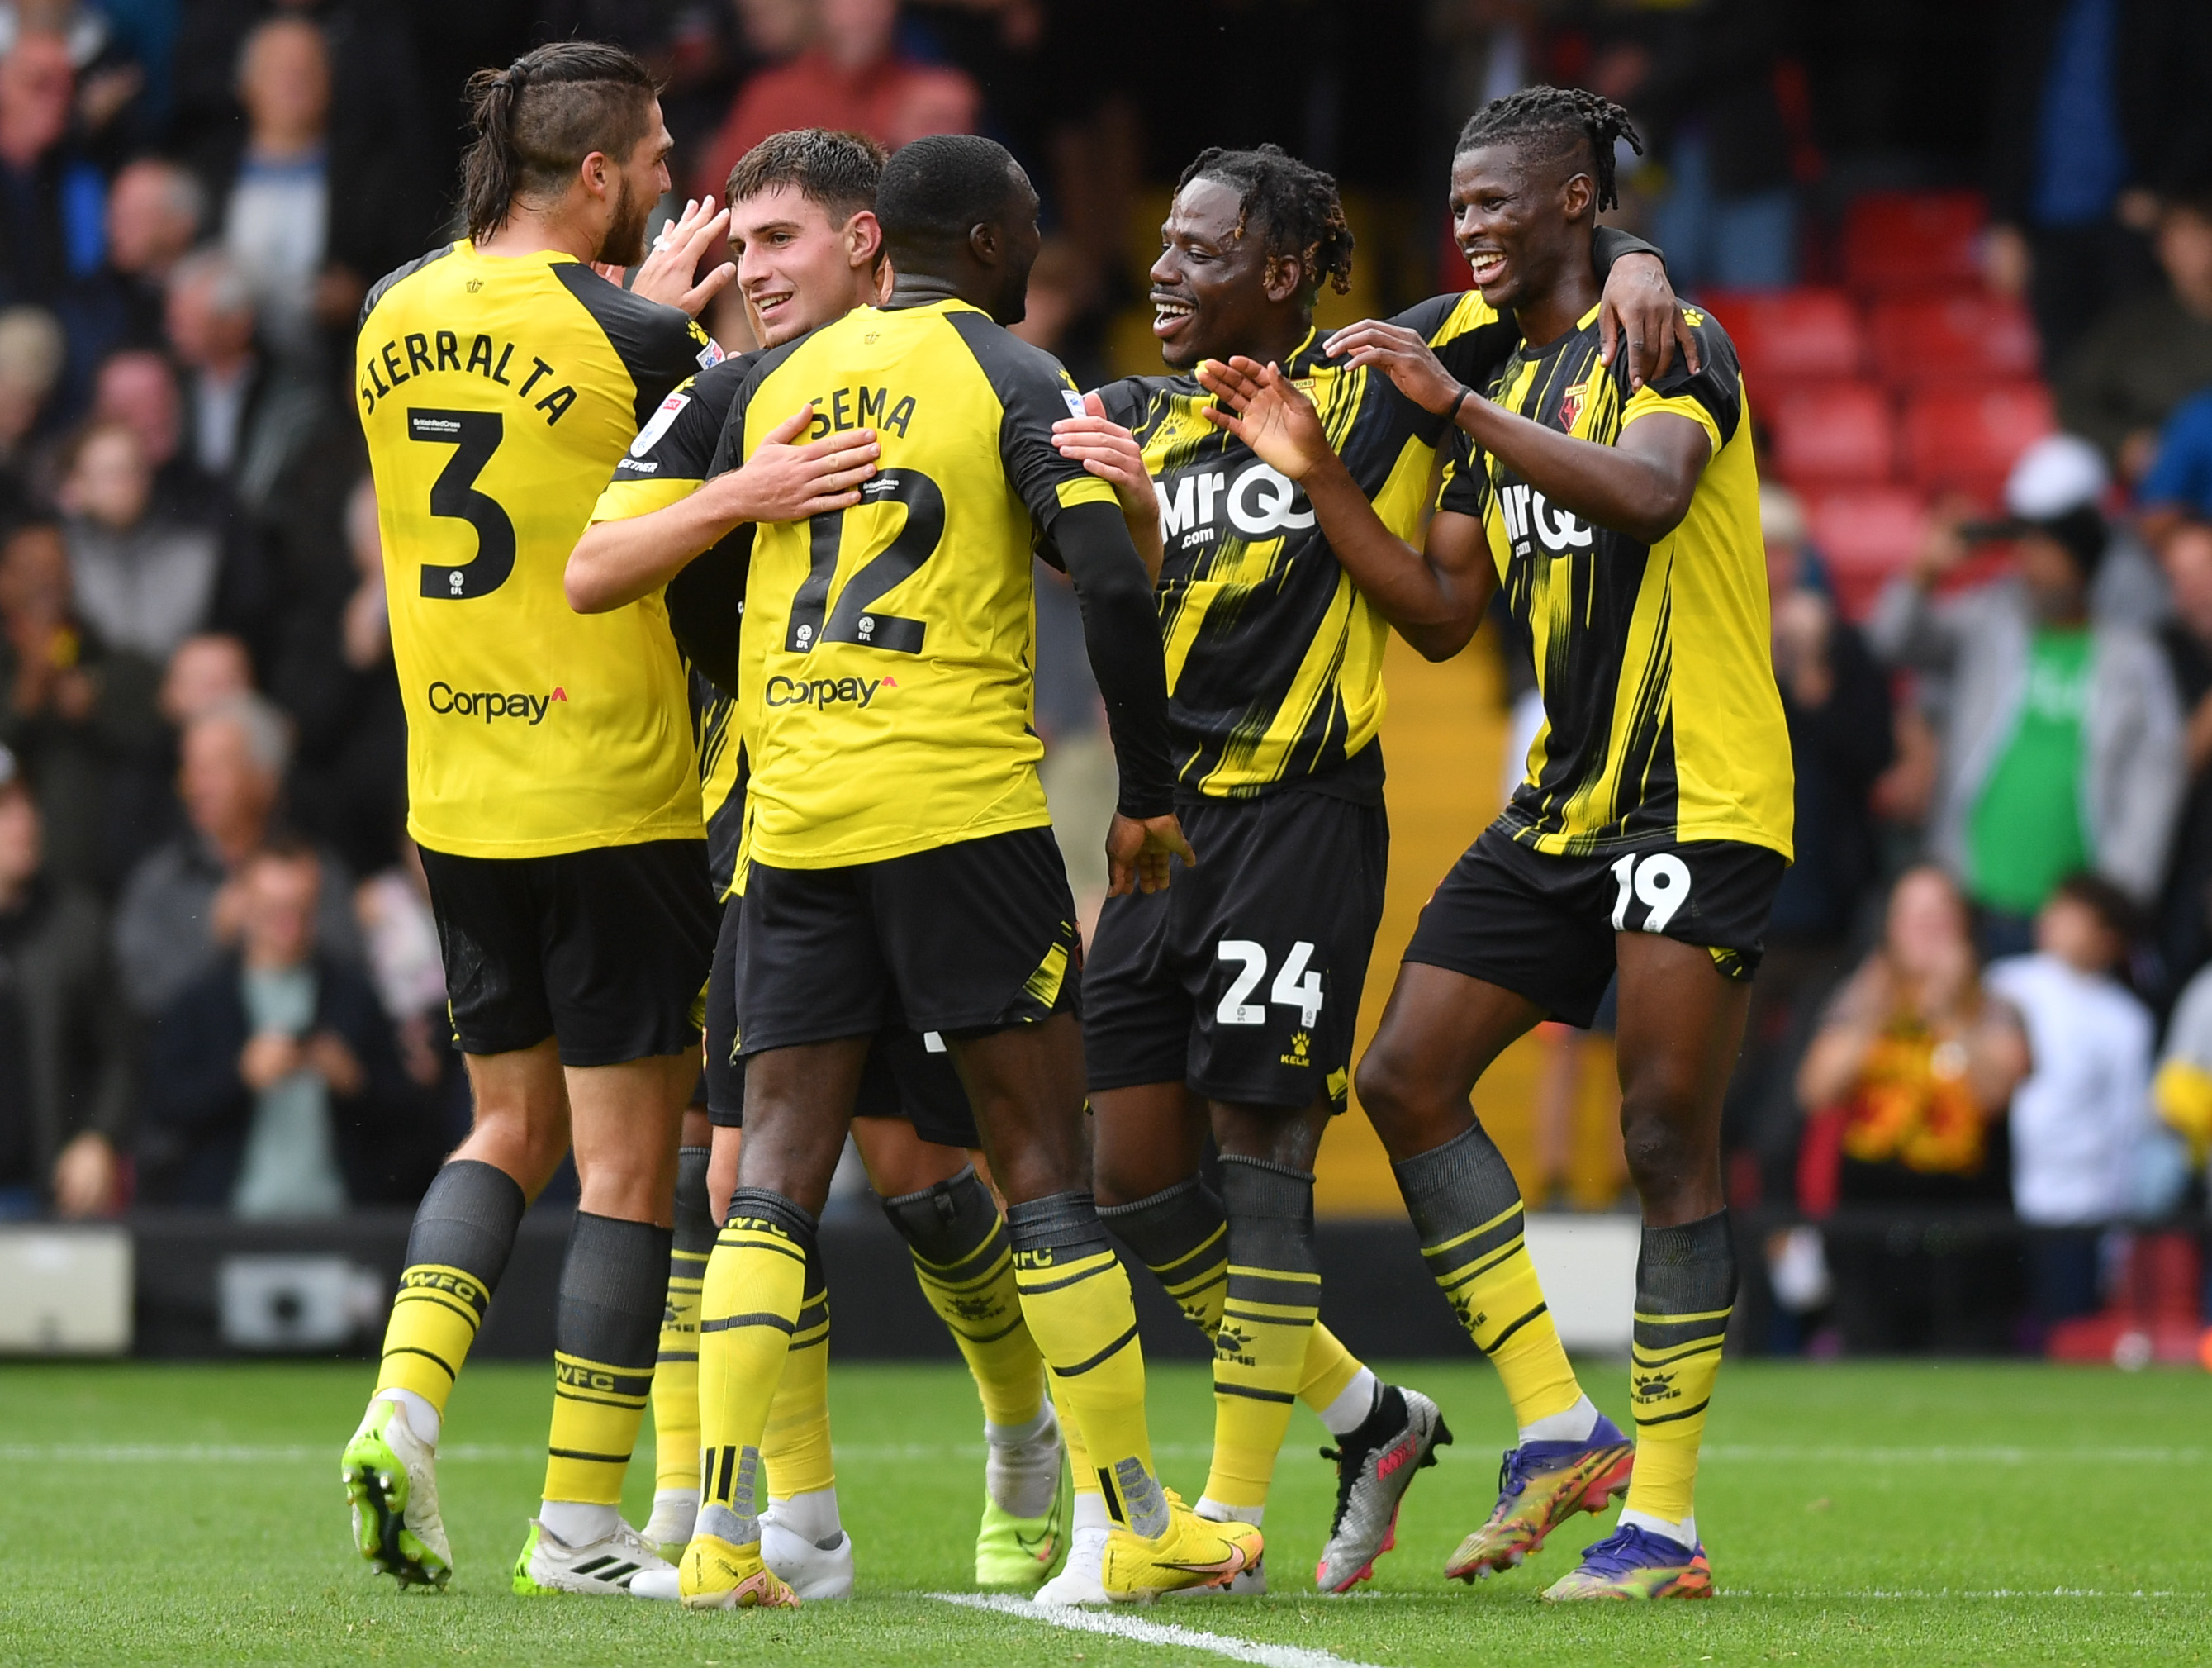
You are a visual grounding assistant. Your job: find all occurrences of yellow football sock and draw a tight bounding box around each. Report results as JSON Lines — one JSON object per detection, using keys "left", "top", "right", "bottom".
{"left": 1006, "top": 1193, "right": 1165, "bottom": 1537}
{"left": 652, "top": 1147, "right": 714, "bottom": 1495}
{"left": 1622, "top": 1213, "right": 1736, "bottom": 1527}
{"left": 884, "top": 1167, "right": 1046, "bottom": 1428}
{"left": 1203, "top": 1157, "right": 1321, "bottom": 1512}
{"left": 542, "top": 1214, "right": 668, "bottom": 1507}
{"left": 696, "top": 1190, "right": 814, "bottom": 1538}
{"left": 1297, "top": 1323, "right": 1363, "bottom": 1412}
{"left": 373, "top": 1159, "right": 526, "bottom": 1418}
{"left": 762, "top": 1249, "right": 835, "bottom": 1499}
{"left": 1396, "top": 1124, "right": 1583, "bottom": 1429}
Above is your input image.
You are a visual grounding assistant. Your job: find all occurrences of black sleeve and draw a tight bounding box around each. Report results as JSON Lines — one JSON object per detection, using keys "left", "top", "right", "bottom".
{"left": 666, "top": 525, "right": 754, "bottom": 699}
{"left": 609, "top": 351, "right": 753, "bottom": 488}
{"left": 1592, "top": 224, "right": 1664, "bottom": 282}
{"left": 553, "top": 263, "right": 724, "bottom": 426}
{"left": 1053, "top": 499, "right": 1175, "bottom": 819}
{"left": 1436, "top": 429, "right": 1489, "bottom": 521}
{"left": 944, "top": 311, "right": 1107, "bottom": 531}
{"left": 1625, "top": 309, "right": 1744, "bottom": 445}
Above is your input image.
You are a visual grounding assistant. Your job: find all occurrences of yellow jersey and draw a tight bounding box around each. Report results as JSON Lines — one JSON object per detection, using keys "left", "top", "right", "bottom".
{"left": 1438, "top": 302, "right": 1794, "bottom": 860}
{"left": 357, "top": 240, "right": 723, "bottom": 858}
{"left": 709, "top": 300, "right": 1119, "bottom": 869}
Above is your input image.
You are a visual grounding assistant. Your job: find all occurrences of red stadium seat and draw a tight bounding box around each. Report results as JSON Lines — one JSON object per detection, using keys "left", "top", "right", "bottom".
{"left": 1806, "top": 487, "right": 1930, "bottom": 619}
{"left": 1868, "top": 292, "right": 2039, "bottom": 387}
{"left": 1767, "top": 381, "right": 1894, "bottom": 487}
{"left": 1898, "top": 381, "right": 2055, "bottom": 501}
{"left": 1843, "top": 192, "right": 1987, "bottom": 292}
{"left": 1706, "top": 288, "right": 1863, "bottom": 390}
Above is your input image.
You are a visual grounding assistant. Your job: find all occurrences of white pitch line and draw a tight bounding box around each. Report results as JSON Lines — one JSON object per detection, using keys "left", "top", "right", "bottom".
{"left": 933, "top": 1593, "right": 1384, "bottom": 1668}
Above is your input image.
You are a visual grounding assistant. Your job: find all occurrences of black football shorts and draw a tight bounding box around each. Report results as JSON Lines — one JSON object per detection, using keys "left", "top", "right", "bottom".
{"left": 1083, "top": 789, "right": 1388, "bottom": 1113}
{"left": 704, "top": 891, "right": 980, "bottom": 1146}
{"left": 734, "top": 824, "right": 1080, "bottom": 1057}
{"left": 419, "top": 838, "right": 718, "bottom": 1067}
{"left": 1403, "top": 822, "right": 1787, "bottom": 1028}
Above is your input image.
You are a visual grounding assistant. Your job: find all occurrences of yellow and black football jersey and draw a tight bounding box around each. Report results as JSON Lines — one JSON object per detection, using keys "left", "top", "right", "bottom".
{"left": 1090, "top": 227, "right": 1657, "bottom": 804}
{"left": 1437, "top": 302, "right": 1793, "bottom": 860}
{"left": 357, "top": 240, "right": 722, "bottom": 859}
{"left": 691, "top": 667, "right": 748, "bottom": 901}
{"left": 707, "top": 299, "right": 1121, "bottom": 869}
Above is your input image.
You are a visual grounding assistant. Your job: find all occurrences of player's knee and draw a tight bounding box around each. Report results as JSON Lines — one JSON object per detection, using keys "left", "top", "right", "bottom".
{"left": 1354, "top": 1045, "right": 1433, "bottom": 1151}
{"left": 1617, "top": 1089, "right": 1699, "bottom": 1197}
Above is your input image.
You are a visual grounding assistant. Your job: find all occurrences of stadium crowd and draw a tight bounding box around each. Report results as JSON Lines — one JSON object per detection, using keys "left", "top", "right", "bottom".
{"left": 0, "top": 0, "right": 2210, "bottom": 1360}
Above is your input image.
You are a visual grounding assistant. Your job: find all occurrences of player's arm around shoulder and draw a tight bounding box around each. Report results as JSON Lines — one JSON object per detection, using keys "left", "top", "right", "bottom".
{"left": 1193, "top": 355, "right": 1496, "bottom": 661}
{"left": 1051, "top": 379, "right": 1162, "bottom": 583}
{"left": 566, "top": 356, "right": 880, "bottom": 615}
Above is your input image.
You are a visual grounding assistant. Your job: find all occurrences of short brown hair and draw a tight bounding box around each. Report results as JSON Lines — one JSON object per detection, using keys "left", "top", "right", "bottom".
{"left": 725, "top": 128, "right": 885, "bottom": 226}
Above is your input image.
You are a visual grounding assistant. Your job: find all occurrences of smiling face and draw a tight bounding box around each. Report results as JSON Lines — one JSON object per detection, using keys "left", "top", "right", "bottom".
{"left": 1149, "top": 176, "right": 1301, "bottom": 370}
{"left": 1448, "top": 140, "right": 1593, "bottom": 314}
{"left": 729, "top": 183, "right": 880, "bottom": 347}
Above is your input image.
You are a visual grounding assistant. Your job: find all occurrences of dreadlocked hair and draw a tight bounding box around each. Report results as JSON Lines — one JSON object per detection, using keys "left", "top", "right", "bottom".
{"left": 1455, "top": 85, "right": 1643, "bottom": 213}
{"left": 1175, "top": 143, "right": 1355, "bottom": 299}
{"left": 460, "top": 40, "right": 658, "bottom": 240}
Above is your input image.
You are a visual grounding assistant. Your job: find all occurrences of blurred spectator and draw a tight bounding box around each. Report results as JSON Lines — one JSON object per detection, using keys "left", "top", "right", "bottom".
{"left": 0, "top": 31, "right": 105, "bottom": 312}
{"left": 1726, "top": 485, "right": 1893, "bottom": 1194}
{"left": 2138, "top": 388, "right": 2212, "bottom": 538}
{"left": 2057, "top": 189, "right": 2212, "bottom": 483}
{"left": 0, "top": 744, "right": 131, "bottom": 1218}
{"left": 1593, "top": 0, "right": 1808, "bottom": 291}
{"left": 165, "top": 245, "right": 330, "bottom": 535}
{"left": 2152, "top": 953, "right": 2212, "bottom": 1188}
{"left": 694, "top": 0, "right": 980, "bottom": 202}
{"left": 113, "top": 690, "right": 359, "bottom": 1019}
{"left": 0, "top": 516, "right": 162, "bottom": 890}
{"left": 174, "top": 3, "right": 436, "bottom": 326}
{"left": 56, "top": 417, "right": 225, "bottom": 664}
{"left": 0, "top": 0, "right": 162, "bottom": 142}
{"left": 1797, "top": 867, "right": 2032, "bottom": 1353}
{"left": 273, "top": 473, "right": 403, "bottom": 878}
{"left": 91, "top": 347, "right": 230, "bottom": 530}
{"left": 0, "top": 303, "right": 64, "bottom": 516}
{"left": 1985, "top": 873, "right": 2154, "bottom": 1327}
{"left": 354, "top": 836, "right": 464, "bottom": 1143}
{"left": 1009, "top": 237, "right": 1107, "bottom": 391}
{"left": 138, "top": 839, "right": 432, "bottom": 1215}
{"left": 2152, "top": 519, "right": 2212, "bottom": 996}
{"left": 90, "top": 157, "right": 203, "bottom": 350}
{"left": 1984, "top": 1, "right": 2212, "bottom": 365}
{"left": 1868, "top": 435, "right": 2184, "bottom": 953}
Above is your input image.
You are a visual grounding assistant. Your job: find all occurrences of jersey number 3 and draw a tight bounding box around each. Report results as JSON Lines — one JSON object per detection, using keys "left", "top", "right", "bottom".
{"left": 785, "top": 469, "right": 943, "bottom": 654}
{"left": 409, "top": 409, "right": 515, "bottom": 600}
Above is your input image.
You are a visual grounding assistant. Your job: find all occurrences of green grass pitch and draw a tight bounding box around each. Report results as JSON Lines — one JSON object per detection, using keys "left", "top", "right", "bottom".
{"left": 1, "top": 1357, "right": 2202, "bottom": 1665}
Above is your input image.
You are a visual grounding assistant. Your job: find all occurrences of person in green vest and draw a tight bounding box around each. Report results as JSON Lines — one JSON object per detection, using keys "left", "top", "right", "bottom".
{"left": 1869, "top": 433, "right": 2184, "bottom": 958}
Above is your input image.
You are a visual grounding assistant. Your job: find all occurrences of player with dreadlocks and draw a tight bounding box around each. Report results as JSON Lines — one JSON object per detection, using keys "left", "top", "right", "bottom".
{"left": 1035, "top": 139, "right": 1688, "bottom": 1599}
{"left": 1203, "top": 85, "right": 1791, "bottom": 1600}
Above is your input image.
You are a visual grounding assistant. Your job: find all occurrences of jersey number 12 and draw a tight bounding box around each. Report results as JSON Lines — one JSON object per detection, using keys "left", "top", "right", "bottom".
{"left": 785, "top": 469, "right": 943, "bottom": 654}
{"left": 408, "top": 408, "right": 515, "bottom": 600}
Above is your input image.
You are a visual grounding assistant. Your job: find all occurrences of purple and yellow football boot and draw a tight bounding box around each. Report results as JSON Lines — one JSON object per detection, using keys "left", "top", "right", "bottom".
{"left": 1443, "top": 1414, "right": 1634, "bottom": 1581}
{"left": 1540, "top": 1523, "right": 1712, "bottom": 1601}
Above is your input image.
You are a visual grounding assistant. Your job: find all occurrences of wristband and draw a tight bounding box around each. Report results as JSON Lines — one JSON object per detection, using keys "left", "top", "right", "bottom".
{"left": 1446, "top": 383, "right": 1477, "bottom": 425}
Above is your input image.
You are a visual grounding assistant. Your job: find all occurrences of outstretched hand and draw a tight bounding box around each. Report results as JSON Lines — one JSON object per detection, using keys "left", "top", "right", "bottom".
{"left": 600, "top": 196, "right": 738, "bottom": 318}
{"left": 1106, "top": 811, "right": 1195, "bottom": 896}
{"left": 1194, "top": 357, "right": 1332, "bottom": 482}
{"left": 1321, "top": 321, "right": 1464, "bottom": 417}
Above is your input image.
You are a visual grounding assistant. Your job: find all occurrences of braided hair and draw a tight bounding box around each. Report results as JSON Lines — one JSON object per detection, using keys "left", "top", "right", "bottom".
{"left": 1175, "top": 144, "right": 1355, "bottom": 300}
{"left": 460, "top": 41, "right": 658, "bottom": 240}
{"left": 1455, "top": 85, "right": 1643, "bottom": 213}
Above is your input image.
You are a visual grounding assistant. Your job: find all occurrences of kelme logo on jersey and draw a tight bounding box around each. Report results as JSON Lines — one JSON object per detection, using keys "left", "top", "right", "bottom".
{"left": 425, "top": 681, "right": 567, "bottom": 724}
{"left": 1495, "top": 480, "right": 1593, "bottom": 557}
{"left": 762, "top": 672, "right": 897, "bottom": 711}
{"left": 1156, "top": 459, "right": 1316, "bottom": 546}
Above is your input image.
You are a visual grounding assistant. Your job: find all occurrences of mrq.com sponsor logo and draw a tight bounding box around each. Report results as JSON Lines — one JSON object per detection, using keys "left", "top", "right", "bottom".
{"left": 425, "top": 682, "right": 568, "bottom": 724}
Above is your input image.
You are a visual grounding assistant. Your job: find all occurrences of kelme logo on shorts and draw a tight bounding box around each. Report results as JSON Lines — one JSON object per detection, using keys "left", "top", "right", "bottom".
{"left": 426, "top": 681, "right": 567, "bottom": 724}
{"left": 762, "top": 673, "right": 895, "bottom": 710}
